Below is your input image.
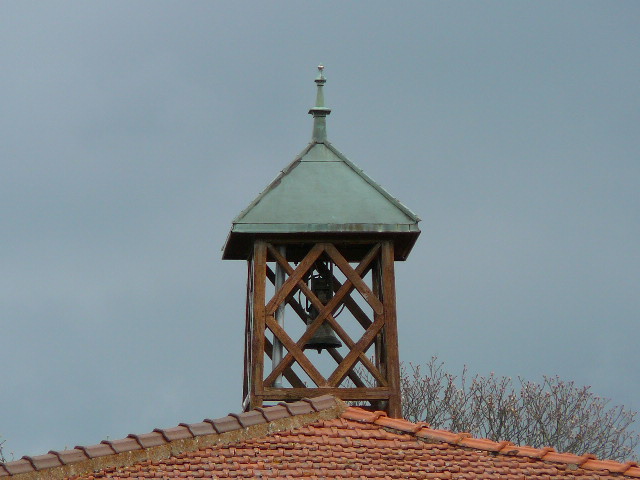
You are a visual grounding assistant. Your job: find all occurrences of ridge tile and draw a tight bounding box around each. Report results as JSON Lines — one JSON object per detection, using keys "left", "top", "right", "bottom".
{"left": 302, "top": 395, "right": 337, "bottom": 411}
{"left": 101, "top": 437, "right": 141, "bottom": 453}
{"left": 49, "top": 449, "right": 88, "bottom": 465}
{"left": 153, "top": 425, "right": 192, "bottom": 442}
{"left": 279, "top": 401, "right": 315, "bottom": 416}
{"left": 2, "top": 460, "right": 33, "bottom": 475}
{"left": 129, "top": 432, "right": 166, "bottom": 448}
{"left": 75, "top": 443, "right": 116, "bottom": 458}
{"left": 23, "top": 453, "right": 62, "bottom": 470}
{"left": 374, "top": 416, "right": 423, "bottom": 433}
{"left": 256, "top": 405, "right": 290, "bottom": 422}
{"left": 206, "top": 415, "right": 242, "bottom": 433}
{"left": 341, "top": 407, "right": 383, "bottom": 423}
{"left": 230, "top": 410, "right": 265, "bottom": 428}
{"left": 180, "top": 421, "right": 217, "bottom": 436}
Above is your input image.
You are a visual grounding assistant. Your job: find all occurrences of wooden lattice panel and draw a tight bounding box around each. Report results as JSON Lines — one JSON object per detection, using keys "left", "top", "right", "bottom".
{"left": 243, "top": 240, "right": 401, "bottom": 417}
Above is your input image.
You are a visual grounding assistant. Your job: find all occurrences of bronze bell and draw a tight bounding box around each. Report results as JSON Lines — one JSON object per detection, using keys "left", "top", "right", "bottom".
{"left": 304, "top": 321, "right": 342, "bottom": 353}
{"left": 303, "top": 273, "right": 342, "bottom": 353}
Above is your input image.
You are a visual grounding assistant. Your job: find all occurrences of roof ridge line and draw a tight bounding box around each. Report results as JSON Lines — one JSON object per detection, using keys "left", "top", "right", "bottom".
{"left": 229, "top": 141, "right": 316, "bottom": 226}
{"left": 342, "top": 406, "right": 640, "bottom": 477}
{"left": 0, "top": 395, "right": 345, "bottom": 479}
{"left": 322, "top": 141, "right": 421, "bottom": 222}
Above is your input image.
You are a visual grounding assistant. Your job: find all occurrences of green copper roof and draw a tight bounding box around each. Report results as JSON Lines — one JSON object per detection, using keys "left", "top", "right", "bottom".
{"left": 222, "top": 66, "right": 420, "bottom": 260}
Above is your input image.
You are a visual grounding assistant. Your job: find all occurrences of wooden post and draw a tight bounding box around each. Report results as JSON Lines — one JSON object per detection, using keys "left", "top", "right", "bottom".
{"left": 381, "top": 241, "right": 402, "bottom": 417}
{"left": 372, "top": 256, "right": 384, "bottom": 380}
{"left": 250, "top": 241, "right": 267, "bottom": 409}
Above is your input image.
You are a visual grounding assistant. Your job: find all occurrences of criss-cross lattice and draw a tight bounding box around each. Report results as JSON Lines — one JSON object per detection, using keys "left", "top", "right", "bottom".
{"left": 262, "top": 242, "right": 385, "bottom": 389}
{"left": 244, "top": 239, "right": 401, "bottom": 416}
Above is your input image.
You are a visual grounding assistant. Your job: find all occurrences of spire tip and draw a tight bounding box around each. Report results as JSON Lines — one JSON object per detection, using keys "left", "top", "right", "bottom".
{"left": 309, "top": 64, "right": 330, "bottom": 142}
{"left": 315, "top": 64, "right": 326, "bottom": 84}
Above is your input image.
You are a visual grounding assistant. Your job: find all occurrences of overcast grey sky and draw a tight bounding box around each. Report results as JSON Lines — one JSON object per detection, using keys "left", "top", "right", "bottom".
{"left": 1, "top": 1, "right": 638, "bottom": 459}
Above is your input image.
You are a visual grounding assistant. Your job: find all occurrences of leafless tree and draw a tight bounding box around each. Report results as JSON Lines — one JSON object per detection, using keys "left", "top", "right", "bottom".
{"left": 399, "top": 357, "right": 639, "bottom": 461}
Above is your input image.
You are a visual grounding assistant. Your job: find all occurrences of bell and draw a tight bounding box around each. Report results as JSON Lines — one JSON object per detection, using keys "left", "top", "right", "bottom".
{"left": 304, "top": 321, "right": 342, "bottom": 353}
{"left": 304, "top": 268, "right": 342, "bottom": 353}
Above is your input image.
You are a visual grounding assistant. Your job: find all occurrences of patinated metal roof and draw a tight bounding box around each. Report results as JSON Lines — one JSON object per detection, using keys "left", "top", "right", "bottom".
{"left": 222, "top": 66, "right": 420, "bottom": 260}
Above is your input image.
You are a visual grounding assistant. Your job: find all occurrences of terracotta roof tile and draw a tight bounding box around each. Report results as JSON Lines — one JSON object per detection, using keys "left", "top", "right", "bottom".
{"left": 153, "top": 425, "right": 192, "bottom": 442}
{"left": 229, "top": 410, "right": 266, "bottom": 428}
{"left": 302, "top": 395, "right": 339, "bottom": 412}
{"left": 1, "top": 460, "right": 33, "bottom": 476}
{"left": 179, "top": 420, "right": 218, "bottom": 436}
{"left": 75, "top": 443, "right": 116, "bottom": 459}
{"left": 205, "top": 415, "right": 242, "bottom": 433}
{"left": 278, "top": 400, "right": 315, "bottom": 416}
{"left": 101, "top": 437, "right": 141, "bottom": 453}
{"left": 374, "top": 415, "right": 422, "bottom": 433}
{"left": 457, "top": 437, "right": 513, "bottom": 452}
{"left": 23, "top": 453, "right": 63, "bottom": 470}
{"left": 341, "top": 408, "right": 385, "bottom": 423}
{"left": 1, "top": 396, "right": 638, "bottom": 479}
{"left": 582, "top": 459, "right": 638, "bottom": 474}
{"left": 128, "top": 431, "right": 166, "bottom": 449}
{"left": 255, "top": 404, "right": 290, "bottom": 422}
{"left": 49, "top": 448, "right": 88, "bottom": 465}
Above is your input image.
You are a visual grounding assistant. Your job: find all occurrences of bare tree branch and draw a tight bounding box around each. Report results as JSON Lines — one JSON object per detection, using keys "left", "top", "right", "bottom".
{"left": 0, "top": 435, "right": 6, "bottom": 463}
{"left": 398, "top": 357, "right": 639, "bottom": 461}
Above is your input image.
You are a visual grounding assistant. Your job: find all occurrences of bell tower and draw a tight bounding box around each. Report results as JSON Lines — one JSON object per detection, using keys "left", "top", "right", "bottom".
{"left": 222, "top": 66, "right": 420, "bottom": 417}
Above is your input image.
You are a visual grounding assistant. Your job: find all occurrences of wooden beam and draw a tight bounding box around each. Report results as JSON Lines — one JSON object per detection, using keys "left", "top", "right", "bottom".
{"left": 263, "top": 299, "right": 338, "bottom": 387}
{"left": 327, "top": 348, "right": 366, "bottom": 388}
{"left": 319, "top": 308, "right": 386, "bottom": 387}
{"left": 261, "top": 387, "right": 391, "bottom": 401}
{"left": 265, "top": 243, "right": 324, "bottom": 315}
{"left": 381, "top": 241, "right": 402, "bottom": 418}
{"left": 250, "top": 241, "right": 267, "bottom": 410}
{"left": 372, "top": 259, "right": 386, "bottom": 381}
{"left": 267, "top": 265, "right": 309, "bottom": 321}
{"left": 324, "top": 243, "right": 384, "bottom": 315}
{"left": 265, "top": 314, "right": 327, "bottom": 387}
{"left": 264, "top": 337, "right": 305, "bottom": 388}
{"left": 267, "top": 244, "right": 334, "bottom": 318}
{"left": 327, "top": 315, "right": 386, "bottom": 387}
{"left": 315, "top": 244, "right": 380, "bottom": 329}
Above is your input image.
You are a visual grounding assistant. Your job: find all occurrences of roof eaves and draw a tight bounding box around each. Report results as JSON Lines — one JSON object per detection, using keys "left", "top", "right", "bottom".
{"left": 0, "top": 395, "right": 345, "bottom": 480}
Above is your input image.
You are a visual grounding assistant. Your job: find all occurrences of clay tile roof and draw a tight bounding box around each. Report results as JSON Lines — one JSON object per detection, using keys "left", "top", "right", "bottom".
{"left": 1, "top": 395, "right": 639, "bottom": 480}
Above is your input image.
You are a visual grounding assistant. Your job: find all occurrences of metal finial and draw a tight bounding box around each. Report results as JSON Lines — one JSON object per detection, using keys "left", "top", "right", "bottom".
{"left": 309, "top": 64, "right": 331, "bottom": 142}
{"left": 315, "top": 64, "right": 326, "bottom": 84}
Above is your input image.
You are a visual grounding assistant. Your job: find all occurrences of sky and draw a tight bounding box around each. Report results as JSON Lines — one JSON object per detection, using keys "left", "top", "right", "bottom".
{"left": 1, "top": 1, "right": 638, "bottom": 460}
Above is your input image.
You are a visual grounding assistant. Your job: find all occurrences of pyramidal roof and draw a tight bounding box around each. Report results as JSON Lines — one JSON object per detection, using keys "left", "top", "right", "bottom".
{"left": 222, "top": 66, "right": 420, "bottom": 260}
